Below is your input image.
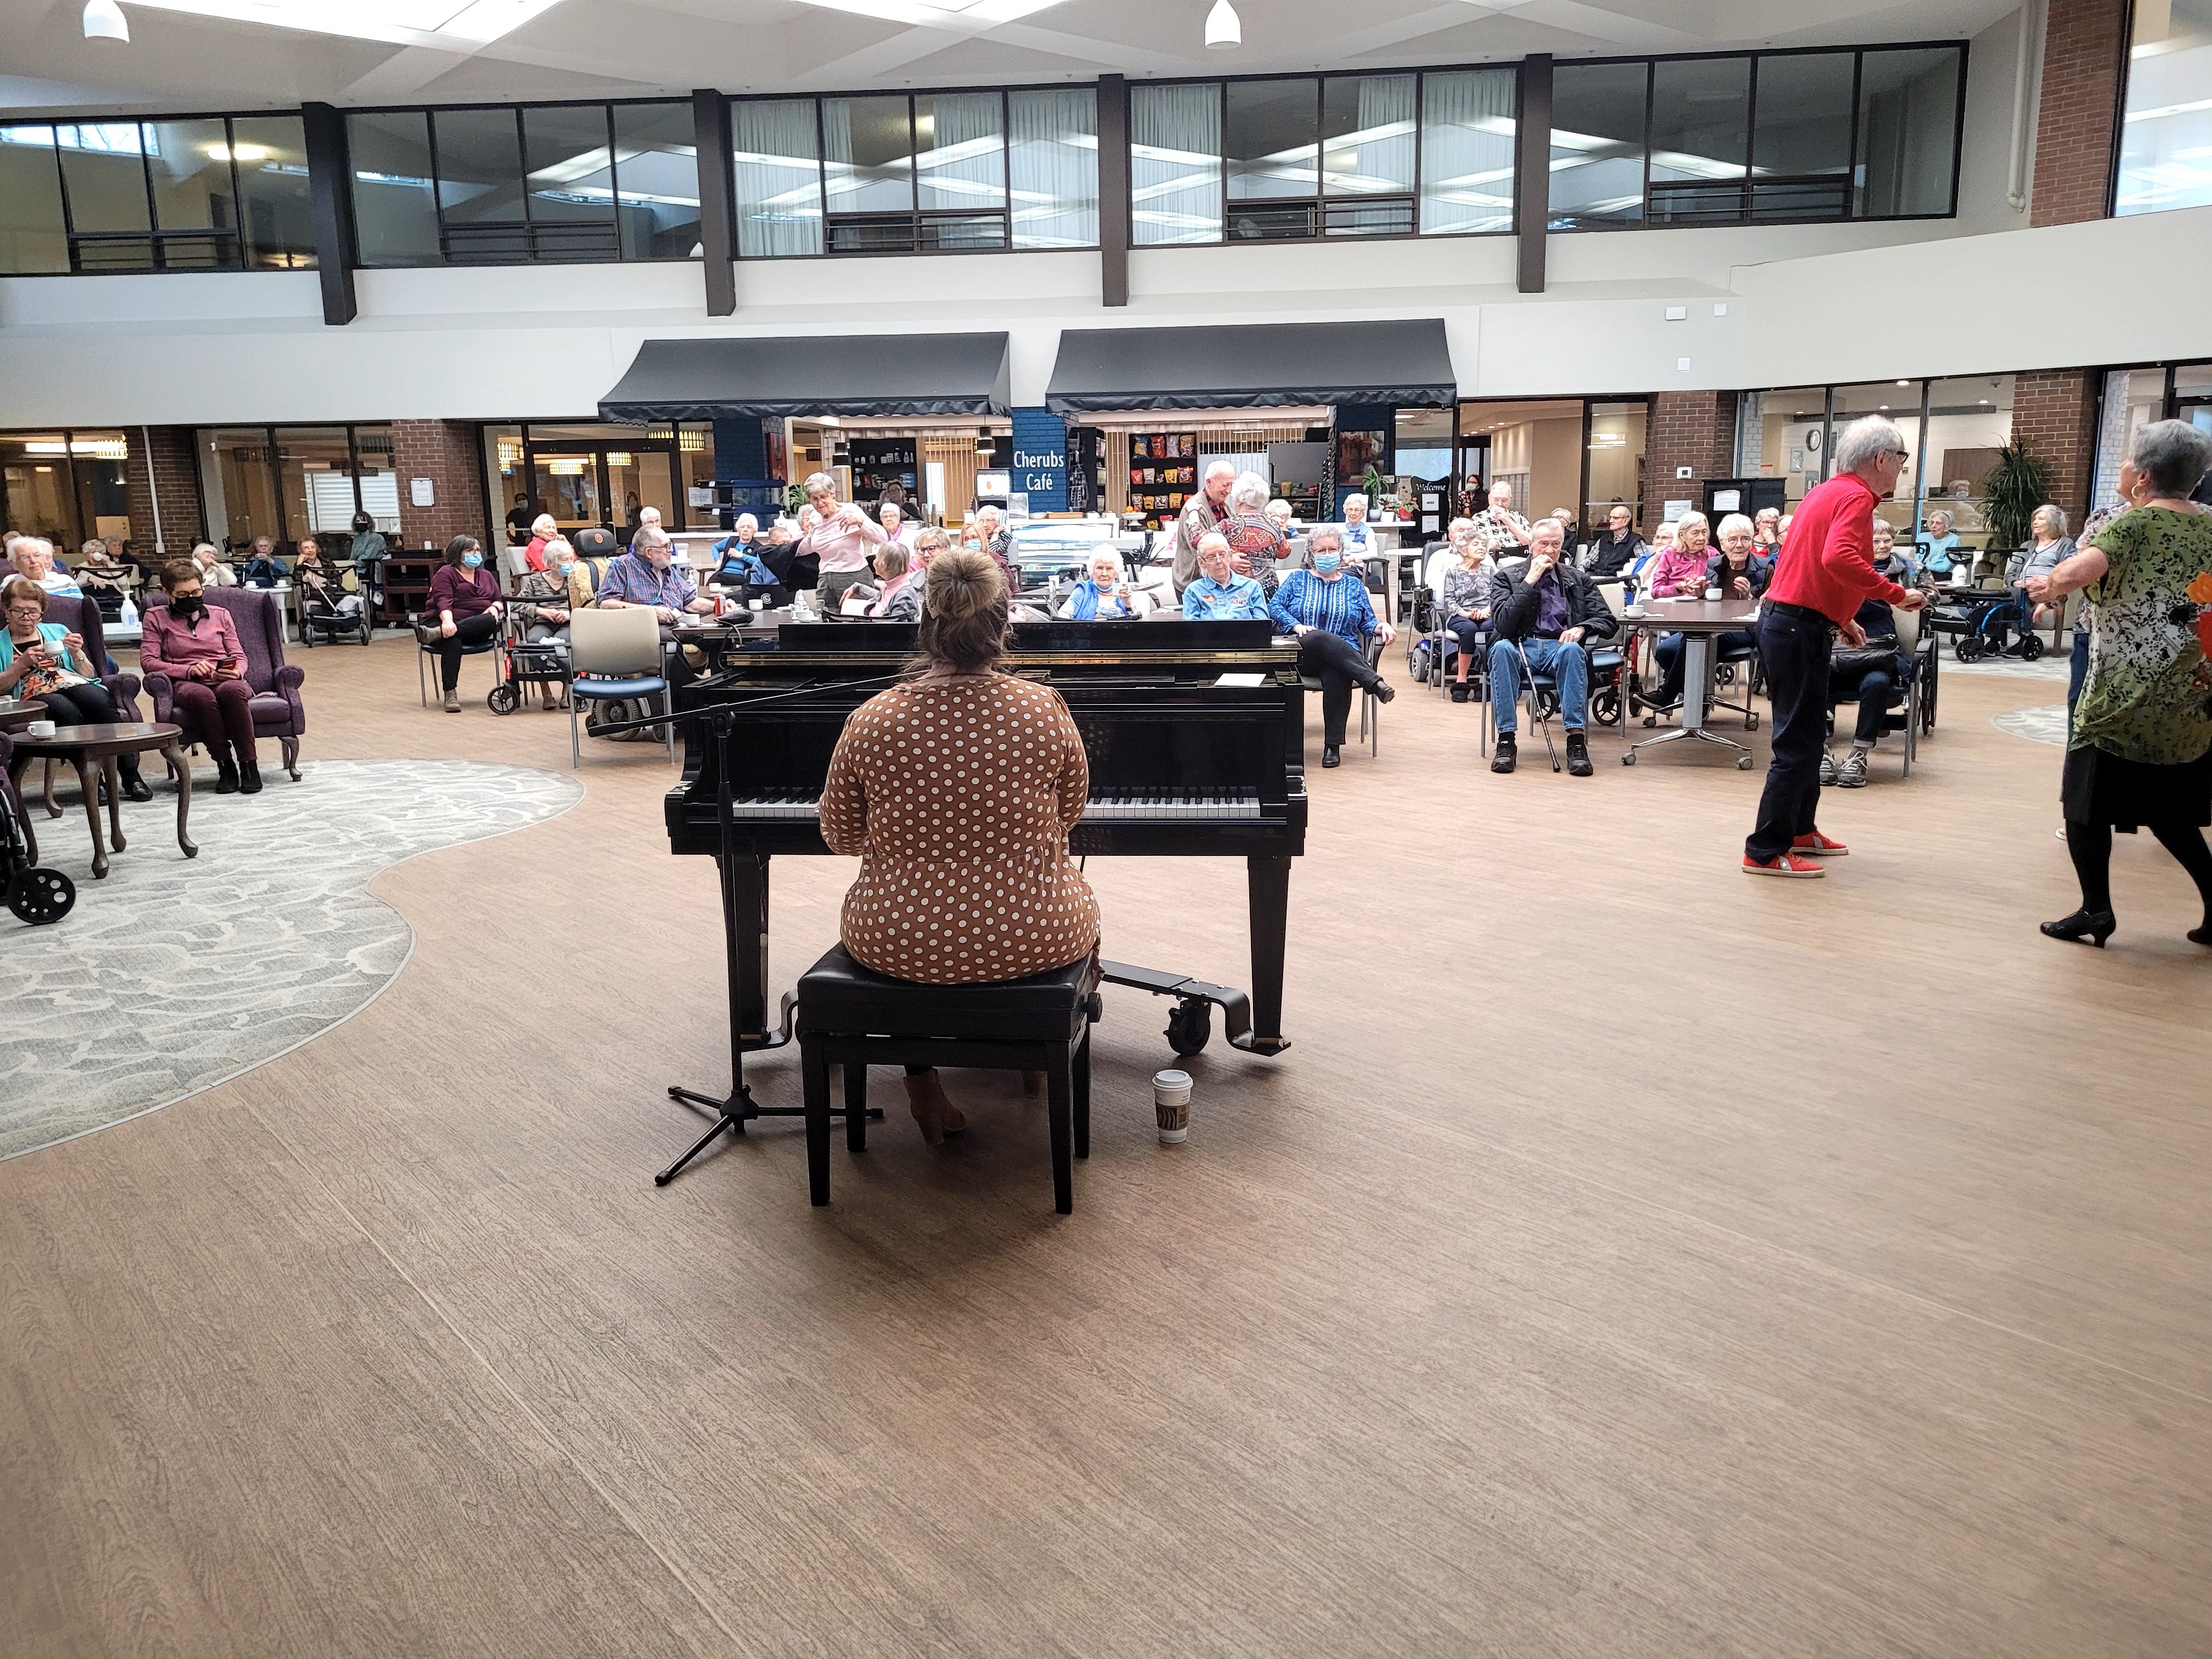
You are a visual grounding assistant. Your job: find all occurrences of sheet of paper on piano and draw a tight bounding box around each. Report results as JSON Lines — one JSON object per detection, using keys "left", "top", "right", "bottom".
{"left": 1213, "top": 673, "right": 1266, "bottom": 687}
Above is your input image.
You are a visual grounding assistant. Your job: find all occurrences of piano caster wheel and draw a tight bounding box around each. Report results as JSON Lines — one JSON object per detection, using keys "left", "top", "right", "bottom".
{"left": 1165, "top": 998, "right": 1211, "bottom": 1057}
{"left": 1621, "top": 751, "right": 1635, "bottom": 765}
{"left": 1747, "top": 713, "right": 1760, "bottom": 731}
{"left": 1736, "top": 755, "right": 1754, "bottom": 770}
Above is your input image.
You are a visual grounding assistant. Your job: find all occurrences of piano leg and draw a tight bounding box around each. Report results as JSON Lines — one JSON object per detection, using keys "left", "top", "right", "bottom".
{"left": 1243, "top": 855, "right": 1293, "bottom": 1056}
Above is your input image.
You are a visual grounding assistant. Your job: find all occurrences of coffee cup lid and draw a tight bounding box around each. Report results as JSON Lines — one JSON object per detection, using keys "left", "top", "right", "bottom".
{"left": 1152, "top": 1069, "right": 1192, "bottom": 1090}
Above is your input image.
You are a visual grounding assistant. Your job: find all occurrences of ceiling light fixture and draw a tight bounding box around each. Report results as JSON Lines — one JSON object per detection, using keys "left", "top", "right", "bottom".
{"left": 83, "top": 0, "right": 131, "bottom": 41}
{"left": 120, "top": 0, "right": 566, "bottom": 50}
{"left": 206, "top": 142, "right": 270, "bottom": 162}
{"left": 1205, "top": 0, "right": 1239, "bottom": 50}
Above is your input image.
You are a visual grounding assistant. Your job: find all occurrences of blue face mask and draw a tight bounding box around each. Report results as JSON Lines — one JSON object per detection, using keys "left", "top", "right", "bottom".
{"left": 1311, "top": 551, "right": 1342, "bottom": 575}
{"left": 462, "top": 552, "right": 483, "bottom": 569}
{"left": 555, "top": 560, "right": 574, "bottom": 577}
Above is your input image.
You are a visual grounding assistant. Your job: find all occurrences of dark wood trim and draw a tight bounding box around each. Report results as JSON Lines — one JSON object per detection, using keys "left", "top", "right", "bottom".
{"left": 1515, "top": 54, "right": 1551, "bottom": 295}
{"left": 692, "top": 88, "right": 737, "bottom": 315}
{"left": 1097, "top": 73, "right": 1129, "bottom": 308}
{"left": 301, "top": 102, "right": 358, "bottom": 325}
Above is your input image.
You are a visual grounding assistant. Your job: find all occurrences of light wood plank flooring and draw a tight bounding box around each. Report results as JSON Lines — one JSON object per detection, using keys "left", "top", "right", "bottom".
{"left": 4, "top": 637, "right": 2206, "bottom": 1658}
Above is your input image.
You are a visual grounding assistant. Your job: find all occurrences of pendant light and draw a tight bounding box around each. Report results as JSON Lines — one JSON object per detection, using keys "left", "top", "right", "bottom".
{"left": 83, "top": 0, "right": 130, "bottom": 42}
{"left": 1204, "top": 0, "right": 1239, "bottom": 50}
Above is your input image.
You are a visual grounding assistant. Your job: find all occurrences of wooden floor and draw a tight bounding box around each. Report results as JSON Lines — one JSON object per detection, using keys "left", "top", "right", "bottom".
{"left": 4, "top": 637, "right": 2208, "bottom": 1659}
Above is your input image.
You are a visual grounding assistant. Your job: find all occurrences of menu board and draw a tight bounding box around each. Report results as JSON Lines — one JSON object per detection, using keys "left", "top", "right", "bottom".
{"left": 1127, "top": 430, "right": 1198, "bottom": 529}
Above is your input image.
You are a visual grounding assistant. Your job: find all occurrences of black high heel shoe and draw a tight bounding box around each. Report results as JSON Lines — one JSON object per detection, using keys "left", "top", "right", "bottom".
{"left": 2040, "top": 909, "right": 2116, "bottom": 947}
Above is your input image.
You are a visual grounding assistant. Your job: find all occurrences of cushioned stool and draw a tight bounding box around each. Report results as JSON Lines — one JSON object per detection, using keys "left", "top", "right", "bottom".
{"left": 795, "top": 945, "right": 1103, "bottom": 1214}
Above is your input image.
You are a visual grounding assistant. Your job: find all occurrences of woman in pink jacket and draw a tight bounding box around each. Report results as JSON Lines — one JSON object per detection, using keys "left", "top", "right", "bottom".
{"left": 140, "top": 558, "right": 264, "bottom": 793}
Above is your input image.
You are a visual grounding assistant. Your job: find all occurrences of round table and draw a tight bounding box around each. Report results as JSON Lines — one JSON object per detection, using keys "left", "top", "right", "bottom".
{"left": 3, "top": 721, "right": 195, "bottom": 879}
{"left": 0, "top": 696, "right": 50, "bottom": 732}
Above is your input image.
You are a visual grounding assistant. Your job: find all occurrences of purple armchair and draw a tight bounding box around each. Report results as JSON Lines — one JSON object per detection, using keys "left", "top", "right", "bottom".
{"left": 41, "top": 594, "right": 143, "bottom": 717}
{"left": 142, "top": 588, "right": 306, "bottom": 780}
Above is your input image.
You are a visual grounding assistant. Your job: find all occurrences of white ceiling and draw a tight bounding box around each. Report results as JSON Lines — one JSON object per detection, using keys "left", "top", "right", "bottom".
{"left": 3, "top": 0, "right": 2019, "bottom": 114}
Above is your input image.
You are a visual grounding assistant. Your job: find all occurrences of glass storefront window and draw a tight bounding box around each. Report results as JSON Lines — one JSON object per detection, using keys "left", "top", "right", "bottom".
{"left": 613, "top": 103, "right": 702, "bottom": 259}
{"left": 144, "top": 118, "right": 238, "bottom": 269}
{"left": 1550, "top": 62, "right": 1646, "bottom": 229}
{"left": 1008, "top": 89, "right": 1098, "bottom": 249}
{"left": 1920, "top": 376, "right": 2012, "bottom": 552}
{"left": 1323, "top": 76, "right": 1416, "bottom": 199}
{"left": 201, "top": 427, "right": 280, "bottom": 550}
{"left": 1736, "top": 387, "right": 1830, "bottom": 517}
{"left": 732, "top": 99, "right": 824, "bottom": 257}
{"left": 55, "top": 123, "right": 150, "bottom": 235}
{"left": 278, "top": 427, "right": 357, "bottom": 543}
{"left": 231, "top": 115, "right": 315, "bottom": 269}
{"left": 1832, "top": 381, "right": 1927, "bottom": 537}
{"left": 1649, "top": 58, "right": 1749, "bottom": 223}
{"left": 0, "top": 127, "right": 67, "bottom": 273}
{"left": 433, "top": 108, "right": 527, "bottom": 225}
{"left": 0, "top": 436, "right": 82, "bottom": 546}
{"left": 1750, "top": 53, "right": 1853, "bottom": 218}
{"left": 916, "top": 92, "right": 1006, "bottom": 212}
{"left": 823, "top": 96, "right": 916, "bottom": 216}
{"left": 1855, "top": 47, "right": 1962, "bottom": 218}
{"left": 2116, "top": 0, "right": 2212, "bottom": 216}
{"left": 1584, "top": 401, "right": 1648, "bottom": 528}
{"left": 1418, "top": 69, "right": 1515, "bottom": 235}
{"left": 523, "top": 104, "right": 616, "bottom": 227}
{"left": 349, "top": 111, "right": 441, "bottom": 267}
{"left": 1226, "top": 78, "right": 1317, "bottom": 201}
{"left": 1132, "top": 82, "right": 1223, "bottom": 245}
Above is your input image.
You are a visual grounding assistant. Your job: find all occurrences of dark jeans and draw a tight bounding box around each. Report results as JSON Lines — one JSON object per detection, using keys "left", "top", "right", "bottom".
{"left": 1297, "top": 630, "right": 1381, "bottom": 746}
{"left": 2067, "top": 631, "right": 2090, "bottom": 724}
{"left": 38, "top": 681, "right": 144, "bottom": 780}
{"left": 172, "top": 677, "right": 257, "bottom": 765}
{"left": 1446, "top": 617, "right": 1488, "bottom": 675}
{"left": 1655, "top": 628, "right": 1754, "bottom": 704}
{"left": 1747, "top": 605, "right": 1833, "bottom": 860}
{"left": 1830, "top": 664, "right": 1899, "bottom": 746}
{"left": 436, "top": 610, "right": 501, "bottom": 691}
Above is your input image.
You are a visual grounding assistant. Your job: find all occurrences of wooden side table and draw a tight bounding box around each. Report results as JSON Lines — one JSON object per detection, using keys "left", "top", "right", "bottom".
{"left": 0, "top": 696, "right": 50, "bottom": 731}
{"left": 3, "top": 722, "right": 195, "bottom": 879}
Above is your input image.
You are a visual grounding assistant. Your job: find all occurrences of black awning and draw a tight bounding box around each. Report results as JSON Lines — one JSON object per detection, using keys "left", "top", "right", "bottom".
{"left": 598, "top": 332, "right": 1011, "bottom": 422}
{"left": 1043, "top": 318, "right": 1454, "bottom": 415}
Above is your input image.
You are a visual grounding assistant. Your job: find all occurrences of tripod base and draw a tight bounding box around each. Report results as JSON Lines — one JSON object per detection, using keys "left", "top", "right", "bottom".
{"left": 657, "top": 1081, "right": 884, "bottom": 1187}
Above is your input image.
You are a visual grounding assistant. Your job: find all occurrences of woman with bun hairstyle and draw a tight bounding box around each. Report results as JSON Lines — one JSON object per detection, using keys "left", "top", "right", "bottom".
{"left": 818, "top": 549, "right": 1101, "bottom": 1143}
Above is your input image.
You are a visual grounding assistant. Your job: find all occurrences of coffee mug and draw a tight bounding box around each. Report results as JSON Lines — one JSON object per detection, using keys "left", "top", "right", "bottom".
{"left": 1705, "top": 584, "right": 1723, "bottom": 600}
{"left": 26, "top": 719, "right": 57, "bottom": 738}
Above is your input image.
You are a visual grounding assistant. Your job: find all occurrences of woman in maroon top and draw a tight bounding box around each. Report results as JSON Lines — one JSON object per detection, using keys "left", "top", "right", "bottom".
{"left": 140, "top": 559, "right": 266, "bottom": 793}
{"left": 414, "top": 535, "right": 503, "bottom": 712}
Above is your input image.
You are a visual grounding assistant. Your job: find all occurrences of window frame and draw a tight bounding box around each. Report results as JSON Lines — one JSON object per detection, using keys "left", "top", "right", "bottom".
{"left": 1, "top": 111, "right": 318, "bottom": 276}
{"left": 347, "top": 95, "right": 701, "bottom": 269}
{"left": 1551, "top": 40, "right": 1968, "bottom": 234}
{"left": 0, "top": 428, "right": 166, "bottom": 550}
{"left": 730, "top": 82, "right": 1098, "bottom": 260}
{"left": 196, "top": 421, "right": 403, "bottom": 551}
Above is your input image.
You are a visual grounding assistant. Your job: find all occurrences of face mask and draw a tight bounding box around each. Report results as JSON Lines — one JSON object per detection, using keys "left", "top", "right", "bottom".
{"left": 1312, "top": 551, "right": 1342, "bottom": 575}
{"left": 172, "top": 594, "right": 205, "bottom": 618}
{"left": 462, "top": 552, "right": 483, "bottom": 568}
{"left": 555, "top": 561, "right": 575, "bottom": 577}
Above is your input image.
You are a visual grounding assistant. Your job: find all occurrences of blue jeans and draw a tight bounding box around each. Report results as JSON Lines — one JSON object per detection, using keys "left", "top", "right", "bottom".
{"left": 1490, "top": 635, "right": 1588, "bottom": 732}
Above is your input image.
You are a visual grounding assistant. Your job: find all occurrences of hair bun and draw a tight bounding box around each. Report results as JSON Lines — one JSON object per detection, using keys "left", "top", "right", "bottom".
{"left": 924, "top": 548, "right": 1003, "bottom": 622}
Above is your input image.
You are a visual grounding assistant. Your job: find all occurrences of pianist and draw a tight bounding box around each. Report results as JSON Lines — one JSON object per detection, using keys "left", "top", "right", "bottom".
{"left": 1182, "top": 534, "right": 1269, "bottom": 621}
{"left": 819, "top": 549, "right": 1100, "bottom": 1145}
{"left": 1269, "top": 527, "right": 1397, "bottom": 769}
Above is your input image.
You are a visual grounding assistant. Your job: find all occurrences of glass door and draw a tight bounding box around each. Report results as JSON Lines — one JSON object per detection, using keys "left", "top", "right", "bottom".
{"left": 605, "top": 447, "right": 678, "bottom": 540}
{"left": 531, "top": 450, "right": 603, "bottom": 534}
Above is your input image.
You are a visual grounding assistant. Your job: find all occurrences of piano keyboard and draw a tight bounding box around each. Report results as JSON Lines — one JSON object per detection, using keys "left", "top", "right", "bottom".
{"left": 720, "top": 788, "right": 1266, "bottom": 822}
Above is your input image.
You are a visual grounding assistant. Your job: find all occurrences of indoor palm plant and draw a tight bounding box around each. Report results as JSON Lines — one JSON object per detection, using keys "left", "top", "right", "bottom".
{"left": 1982, "top": 442, "right": 2051, "bottom": 551}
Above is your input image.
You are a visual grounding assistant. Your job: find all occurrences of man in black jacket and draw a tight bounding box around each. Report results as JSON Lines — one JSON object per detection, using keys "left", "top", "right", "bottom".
{"left": 1485, "top": 517, "right": 1619, "bottom": 776}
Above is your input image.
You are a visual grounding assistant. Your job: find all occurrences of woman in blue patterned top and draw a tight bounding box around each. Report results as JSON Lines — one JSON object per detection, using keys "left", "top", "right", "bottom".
{"left": 1269, "top": 527, "right": 1396, "bottom": 768}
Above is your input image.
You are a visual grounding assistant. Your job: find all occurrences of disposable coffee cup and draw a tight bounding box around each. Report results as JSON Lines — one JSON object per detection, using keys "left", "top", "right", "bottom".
{"left": 1705, "top": 584, "right": 1723, "bottom": 600}
{"left": 27, "top": 719, "right": 57, "bottom": 738}
{"left": 1154, "top": 1069, "right": 1192, "bottom": 1144}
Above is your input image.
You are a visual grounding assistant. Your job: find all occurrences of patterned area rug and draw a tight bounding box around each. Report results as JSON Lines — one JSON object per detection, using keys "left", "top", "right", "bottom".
{"left": 0, "top": 760, "right": 580, "bottom": 1160}
{"left": 1992, "top": 706, "right": 2069, "bottom": 747}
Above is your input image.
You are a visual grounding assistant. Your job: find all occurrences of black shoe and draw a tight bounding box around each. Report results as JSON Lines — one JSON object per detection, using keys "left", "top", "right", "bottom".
{"left": 2188, "top": 922, "right": 2210, "bottom": 947}
{"left": 2039, "top": 909, "right": 2115, "bottom": 947}
{"left": 1321, "top": 746, "right": 1341, "bottom": 769}
{"left": 1566, "top": 732, "right": 1593, "bottom": 776}
{"left": 121, "top": 767, "right": 154, "bottom": 803}
{"left": 239, "top": 759, "right": 263, "bottom": 795}
{"left": 1449, "top": 682, "right": 1470, "bottom": 703}
{"left": 1371, "top": 679, "right": 1395, "bottom": 704}
{"left": 1491, "top": 733, "right": 1516, "bottom": 774}
{"left": 215, "top": 758, "right": 241, "bottom": 795}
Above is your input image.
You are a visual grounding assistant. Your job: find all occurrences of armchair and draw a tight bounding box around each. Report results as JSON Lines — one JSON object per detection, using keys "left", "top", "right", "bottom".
{"left": 142, "top": 588, "right": 307, "bottom": 781}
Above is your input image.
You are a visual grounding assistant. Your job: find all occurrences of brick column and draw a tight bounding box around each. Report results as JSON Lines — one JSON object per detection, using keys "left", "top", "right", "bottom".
{"left": 390, "top": 420, "right": 489, "bottom": 556}
{"left": 1646, "top": 392, "right": 1735, "bottom": 507}
{"left": 2030, "top": 0, "right": 2129, "bottom": 227}
{"left": 124, "top": 425, "right": 205, "bottom": 562}
{"left": 2012, "top": 369, "right": 2100, "bottom": 522}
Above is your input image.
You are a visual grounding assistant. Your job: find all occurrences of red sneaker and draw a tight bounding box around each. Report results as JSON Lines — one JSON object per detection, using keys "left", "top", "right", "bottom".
{"left": 1742, "top": 853, "right": 1826, "bottom": 877}
{"left": 1791, "top": 831, "right": 1848, "bottom": 857}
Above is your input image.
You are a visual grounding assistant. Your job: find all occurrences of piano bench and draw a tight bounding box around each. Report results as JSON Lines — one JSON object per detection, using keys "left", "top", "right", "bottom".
{"left": 794, "top": 945, "right": 1103, "bottom": 1215}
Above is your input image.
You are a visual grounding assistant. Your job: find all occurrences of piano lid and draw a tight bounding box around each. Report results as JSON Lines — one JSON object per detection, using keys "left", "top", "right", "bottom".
{"left": 1043, "top": 319, "right": 1455, "bottom": 416}
{"left": 766, "top": 620, "right": 1278, "bottom": 654}
{"left": 599, "top": 332, "right": 1012, "bottom": 422}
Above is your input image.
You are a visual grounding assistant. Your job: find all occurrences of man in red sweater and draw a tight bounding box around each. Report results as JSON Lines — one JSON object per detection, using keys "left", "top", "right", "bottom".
{"left": 1744, "top": 416, "right": 1929, "bottom": 876}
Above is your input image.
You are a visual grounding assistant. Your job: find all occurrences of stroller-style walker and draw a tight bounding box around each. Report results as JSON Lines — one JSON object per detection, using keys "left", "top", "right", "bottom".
{"left": 1, "top": 760, "right": 74, "bottom": 924}
{"left": 486, "top": 608, "right": 572, "bottom": 715}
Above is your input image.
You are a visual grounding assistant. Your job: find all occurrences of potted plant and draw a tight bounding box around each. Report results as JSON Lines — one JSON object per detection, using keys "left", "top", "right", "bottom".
{"left": 1982, "top": 441, "right": 2051, "bottom": 555}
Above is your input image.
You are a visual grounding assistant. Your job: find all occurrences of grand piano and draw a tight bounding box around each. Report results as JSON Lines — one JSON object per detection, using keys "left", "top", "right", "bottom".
{"left": 657, "top": 617, "right": 1307, "bottom": 1171}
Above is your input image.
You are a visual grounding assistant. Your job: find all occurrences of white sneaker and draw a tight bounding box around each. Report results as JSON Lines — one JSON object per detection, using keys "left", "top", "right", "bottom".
{"left": 1836, "top": 747, "right": 1871, "bottom": 788}
{"left": 2056, "top": 825, "right": 2068, "bottom": 842}
{"left": 1818, "top": 748, "right": 1838, "bottom": 786}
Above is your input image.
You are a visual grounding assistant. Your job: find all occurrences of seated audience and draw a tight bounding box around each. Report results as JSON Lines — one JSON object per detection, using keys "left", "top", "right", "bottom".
{"left": 415, "top": 535, "right": 503, "bottom": 713}
{"left": 706, "top": 515, "right": 779, "bottom": 593}
{"left": 818, "top": 549, "right": 1101, "bottom": 1143}
{"left": 1823, "top": 587, "right": 1912, "bottom": 790}
{"left": 2007, "top": 504, "right": 2074, "bottom": 640}
{"left": 1058, "top": 549, "right": 1152, "bottom": 618}
{"left": 1652, "top": 512, "right": 1768, "bottom": 710}
{"left": 596, "top": 525, "right": 715, "bottom": 683}
{"left": 1583, "top": 503, "right": 1645, "bottom": 578}
{"left": 512, "top": 538, "right": 576, "bottom": 711}
{"left": 1265, "top": 498, "right": 1295, "bottom": 538}
{"left": 878, "top": 500, "right": 915, "bottom": 547}
{"left": 139, "top": 560, "right": 263, "bottom": 793}
{"left": 293, "top": 537, "right": 364, "bottom": 620}
{"left": 863, "top": 543, "right": 922, "bottom": 620}
{"left": 191, "top": 541, "right": 238, "bottom": 586}
{"left": 1269, "top": 527, "right": 1396, "bottom": 770}
{"left": 0, "top": 575, "right": 151, "bottom": 798}
{"left": 1918, "top": 508, "right": 1962, "bottom": 579}
{"left": 957, "top": 509, "right": 1018, "bottom": 592}
{"left": 524, "top": 514, "right": 560, "bottom": 574}
{"left": 1182, "top": 533, "right": 1269, "bottom": 621}
{"left": 8, "top": 535, "right": 82, "bottom": 597}
{"left": 240, "top": 535, "right": 289, "bottom": 588}
{"left": 1486, "top": 517, "right": 1617, "bottom": 777}
{"left": 1870, "top": 518, "right": 1931, "bottom": 592}
{"left": 1338, "top": 493, "right": 1376, "bottom": 556}
{"left": 1624, "top": 521, "right": 1674, "bottom": 599}
{"left": 1753, "top": 506, "right": 1784, "bottom": 557}
{"left": 1441, "top": 530, "right": 1497, "bottom": 704}
{"left": 1470, "top": 479, "right": 1533, "bottom": 555}
{"left": 75, "top": 539, "right": 125, "bottom": 595}
{"left": 1646, "top": 509, "right": 1713, "bottom": 597}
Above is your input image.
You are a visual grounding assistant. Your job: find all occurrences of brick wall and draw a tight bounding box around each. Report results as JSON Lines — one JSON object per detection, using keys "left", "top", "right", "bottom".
{"left": 2030, "top": 0, "right": 2129, "bottom": 227}
{"left": 124, "top": 425, "right": 205, "bottom": 562}
{"left": 2012, "top": 369, "right": 2100, "bottom": 521}
{"left": 391, "top": 420, "right": 490, "bottom": 556}
{"left": 1646, "top": 392, "right": 1736, "bottom": 509}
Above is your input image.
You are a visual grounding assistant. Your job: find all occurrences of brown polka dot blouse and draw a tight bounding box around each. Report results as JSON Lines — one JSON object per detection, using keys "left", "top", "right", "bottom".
{"left": 820, "top": 672, "right": 1102, "bottom": 985}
